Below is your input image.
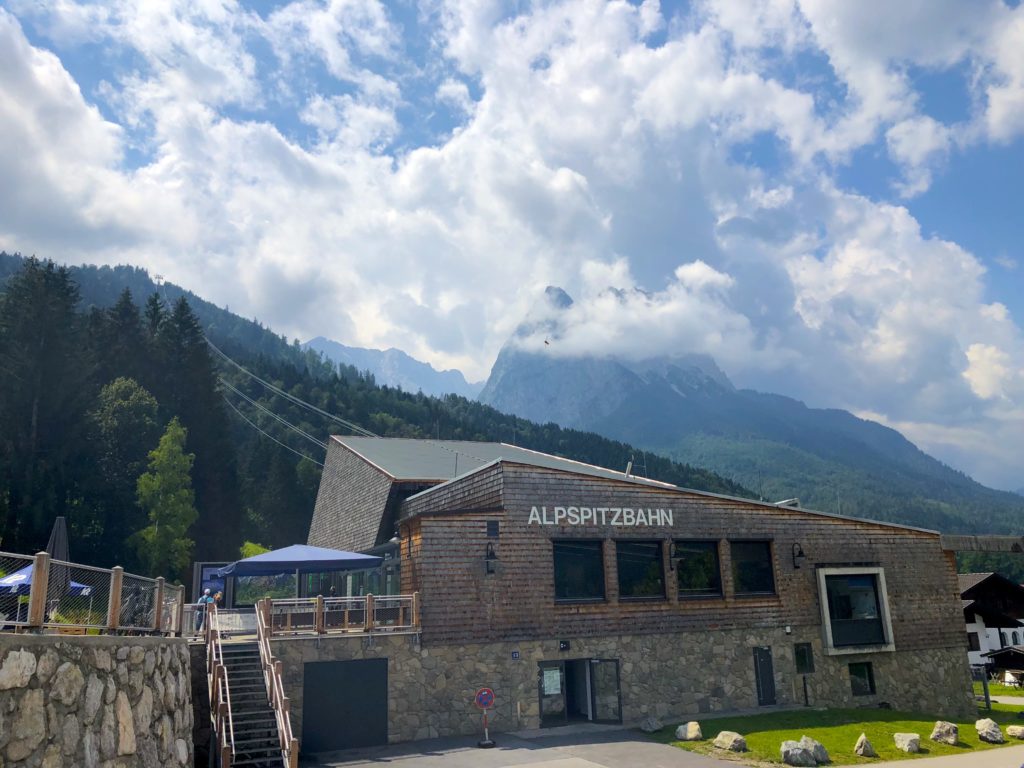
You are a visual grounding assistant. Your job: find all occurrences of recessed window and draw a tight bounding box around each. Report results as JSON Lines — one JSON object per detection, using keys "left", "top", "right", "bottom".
{"left": 674, "top": 540, "right": 722, "bottom": 598}
{"left": 616, "top": 540, "right": 665, "bottom": 600}
{"left": 730, "top": 541, "right": 776, "bottom": 595}
{"left": 553, "top": 540, "right": 605, "bottom": 602}
{"left": 849, "top": 662, "right": 876, "bottom": 696}
{"left": 825, "top": 574, "right": 885, "bottom": 647}
{"left": 968, "top": 633, "right": 981, "bottom": 652}
{"left": 795, "top": 643, "right": 815, "bottom": 674}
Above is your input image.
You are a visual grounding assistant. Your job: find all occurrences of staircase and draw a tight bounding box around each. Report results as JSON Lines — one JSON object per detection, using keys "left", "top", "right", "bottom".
{"left": 221, "top": 643, "right": 285, "bottom": 767}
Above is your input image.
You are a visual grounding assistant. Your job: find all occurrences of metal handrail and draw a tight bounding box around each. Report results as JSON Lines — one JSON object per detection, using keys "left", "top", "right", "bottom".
{"left": 206, "top": 605, "right": 236, "bottom": 766}
{"left": 257, "top": 599, "right": 299, "bottom": 768}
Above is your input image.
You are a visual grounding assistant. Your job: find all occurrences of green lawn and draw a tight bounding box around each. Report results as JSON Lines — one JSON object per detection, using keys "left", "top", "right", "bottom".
{"left": 651, "top": 704, "right": 1024, "bottom": 764}
{"left": 974, "top": 680, "right": 1024, "bottom": 699}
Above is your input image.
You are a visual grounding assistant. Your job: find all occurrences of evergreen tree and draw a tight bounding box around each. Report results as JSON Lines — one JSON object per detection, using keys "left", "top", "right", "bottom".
{"left": 134, "top": 417, "right": 197, "bottom": 580}
{"left": 97, "top": 289, "right": 147, "bottom": 384}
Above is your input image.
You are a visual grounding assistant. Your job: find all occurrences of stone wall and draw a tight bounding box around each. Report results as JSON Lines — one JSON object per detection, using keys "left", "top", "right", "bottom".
{"left": 274, "top": 624, "right": 976, "bottom": 749}
{"left": 0, "top": 634, "right": 194, "bottom": 767}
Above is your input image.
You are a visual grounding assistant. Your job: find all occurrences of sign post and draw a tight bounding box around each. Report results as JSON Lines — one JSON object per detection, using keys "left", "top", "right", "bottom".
{"left": 474, "top": 687, "right": 496, "bottom": 748}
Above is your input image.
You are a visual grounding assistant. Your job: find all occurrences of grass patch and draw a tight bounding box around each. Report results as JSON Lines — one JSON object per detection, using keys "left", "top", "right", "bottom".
{"left": 651, "top": 704, "right": 1024, "bottom": 764}
{"left": 974, "top": 680, "right": 1024, "bottom": 699}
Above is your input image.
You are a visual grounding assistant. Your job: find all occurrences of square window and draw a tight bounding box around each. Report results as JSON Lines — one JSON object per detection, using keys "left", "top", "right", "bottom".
{"left": 795, "top": 643, "right": 815, "bottom": 674}
{"left": 674, "top": 540, "right": 722, "bottom": 597}
{"left": 849, "top": 662, "right": 876, "bottom": 696}
{"left": 825, "top": 574, "right": 886, "bottom": 647}
{"left": 553, "top": 540, "right": 605, "bottom": 602}
{"left": 730, "top": 541, "right": 776, "bottom": 595}
{"left": 486, "top": 520, "right": 499, "bottom": 538}
{"left": 968, "top": 633, "right": 981, "bottom": 652}
{"left": 616, "top": 540, "right": 665, "bottom": 600}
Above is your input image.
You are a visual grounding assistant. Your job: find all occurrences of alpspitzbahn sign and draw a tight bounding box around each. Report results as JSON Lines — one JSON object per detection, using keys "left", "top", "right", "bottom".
{"left": 527, "top": 505, "right": 674, "bottom": 527}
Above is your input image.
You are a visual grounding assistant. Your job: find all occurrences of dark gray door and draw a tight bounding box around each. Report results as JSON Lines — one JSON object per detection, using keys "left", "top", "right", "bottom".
{"left": 753, "top": 647, "right": 776, "bottom": 706}
{"left": 538, "top": 661, "right": 567, "bottom": 727}
{"left": 589, "top": 659, "right": 622, "bottom": 724}
{"left": 302, "top": 658, "right": 388, "bottom": 752}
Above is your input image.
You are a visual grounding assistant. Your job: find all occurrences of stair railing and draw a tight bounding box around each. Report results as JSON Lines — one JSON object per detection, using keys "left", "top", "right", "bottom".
{"left": 206, "top": 604, "right": 236, "bottom": 766}
{"left": 257, "top": 598, "right": 299, "bottom": 768}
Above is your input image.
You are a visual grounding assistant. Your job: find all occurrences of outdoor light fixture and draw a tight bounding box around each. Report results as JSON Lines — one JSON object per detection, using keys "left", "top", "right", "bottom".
{"left": 485, "top": 543, "right": 498, "bottom": 575}
{"left": 792, "top": 542, "right": 807, "bottom": 570}
{"left": 668, "top": 541, "right": 678, "bottom": 571}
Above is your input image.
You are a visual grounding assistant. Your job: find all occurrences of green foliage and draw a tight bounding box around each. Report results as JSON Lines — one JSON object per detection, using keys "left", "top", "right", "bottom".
{"left": 133, "top": 418, "right": 198, "bottom": 581}
{"left": 240, "top": 540, "right": 269, "bottom": 558}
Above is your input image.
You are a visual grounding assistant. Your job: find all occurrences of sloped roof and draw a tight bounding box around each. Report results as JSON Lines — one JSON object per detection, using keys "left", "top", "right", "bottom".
{"left": 332, "top": 436, "right": 677, "bottom": 489}
{"left": 959, "top": 572, "right": 995, "bottom": 593}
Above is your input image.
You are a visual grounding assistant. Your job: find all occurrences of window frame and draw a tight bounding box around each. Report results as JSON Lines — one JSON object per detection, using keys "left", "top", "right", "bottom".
{"left": 848, "top": 662, "right": 876, "bottom": 696}
{"left": 672, "top": 539, "right": 723, "bottom": 599}
{"left": 615, "top": 539, "right": 666, "bottom": 601}
{"left": 968, "top": 633, "right": 981, "bottom": 652}
{"left": 552, "top": 539, "right": 607, "bottom": 604}
{"left": 817, "top": 566, "right": 895, "bottom": 656}
{"left": 794, "top": 642, "right": 815, "bottom": 674}
{"left": 729, "top": 539, "right": 777, "bottom": 597}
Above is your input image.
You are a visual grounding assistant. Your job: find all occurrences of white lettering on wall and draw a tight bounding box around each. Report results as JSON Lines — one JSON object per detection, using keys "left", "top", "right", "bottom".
{"left": 527, "top": 505, "right": 674, "bottom": 527}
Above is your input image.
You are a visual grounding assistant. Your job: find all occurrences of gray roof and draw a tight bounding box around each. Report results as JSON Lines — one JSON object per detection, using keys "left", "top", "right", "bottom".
{"left": 959, "top": 572, "right": 995, "bottom": 594}
{"left": 331, "top": 436, "right": 677, "bottom": 489}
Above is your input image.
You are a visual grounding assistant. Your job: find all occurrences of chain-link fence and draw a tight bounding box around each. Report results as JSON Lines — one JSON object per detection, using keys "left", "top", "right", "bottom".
{"left": 161, "top": 585, "right": 183, "bottom": 634}
{"left": 119, "top": 572, "right": 158, "bottom": 631}
{"left": 44, "top": 560, "right": 112, "bottom": 630}
{"left": 0, "top": 551, "right": 37, "bottom": 628}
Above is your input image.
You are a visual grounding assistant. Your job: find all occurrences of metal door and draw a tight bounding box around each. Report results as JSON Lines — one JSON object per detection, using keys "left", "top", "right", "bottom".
{"left": 753, "top": 646, "right": 776, "bottom": 706}
{"left": 302, "top": 658, "right": 388, "bottom": 752}
{"left": 538, "top": 661, "right": 566, "bottom": 727}
{"left": 589, "top": 659, "right": 622, "bottom": 723}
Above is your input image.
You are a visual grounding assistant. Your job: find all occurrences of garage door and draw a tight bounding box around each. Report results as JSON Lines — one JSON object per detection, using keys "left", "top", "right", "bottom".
{"left": 302, "top": 658, "right": 388, "bottom": 752}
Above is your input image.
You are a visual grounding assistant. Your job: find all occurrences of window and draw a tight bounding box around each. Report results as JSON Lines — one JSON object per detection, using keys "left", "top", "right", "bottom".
{"left": 968, "top": 633, "right": 981, "bottom": 652}
{"left": 616, "top": 540, "right": 665, "bottom": 599}
{"left": 849, "top": 662, "right": 876, "bottom": 696}
{"left": 673, "top": 540, "right": 722, "bottom": 597}
{"left": 730, "top": 541, "right": 776, "bottom": 595}
{"left": 795, "top": 643, "right": 815, "bottom": 674}
{"left": 553, "top": 540, "right": 605, "bottom": 602}
{"left": 1015, "top": 632, "right": 1021, "bottom": 646}
{"left": 825, "top": 574, "right": 886, "bottom": 647}
{"left": 1003, "top": 631, "right": 1010, "bottom": 646}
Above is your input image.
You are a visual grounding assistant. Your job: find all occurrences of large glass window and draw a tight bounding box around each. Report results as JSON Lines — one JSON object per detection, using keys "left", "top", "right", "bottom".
{"left": 968, "top": 633, "right": 981, "bottom": 652}
{"left": 825, "top": 574, "right": 885, "bottom": 646}
{"left": 730, "top": 541, "right": 776, "bottom": 595}
{"left": 553, "top": 540, "right": 605, "bottom": 602}
{"left": 616, "top": 540, "right": 665, "bottom": 600}
{"left": 795, "top": 643, "right": 815, "bottom": 674}
{"left": 849, "top": 662, "right": 876, "bottom": 696}
{"left": 674, "top": 540, "right": 722, "bottom": 597}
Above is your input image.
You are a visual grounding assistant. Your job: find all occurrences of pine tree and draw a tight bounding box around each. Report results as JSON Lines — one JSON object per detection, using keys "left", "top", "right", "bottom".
{"left": 134, "top": 417, "right": 197, "bottom": 580}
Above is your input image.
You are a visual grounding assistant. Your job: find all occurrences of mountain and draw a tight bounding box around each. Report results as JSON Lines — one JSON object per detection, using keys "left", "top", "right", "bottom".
{"left": 303, "top": 337, "right": 482, "bottom": 399}
{"left": 480, "top": 287, "right": 1024, "bottom": 535}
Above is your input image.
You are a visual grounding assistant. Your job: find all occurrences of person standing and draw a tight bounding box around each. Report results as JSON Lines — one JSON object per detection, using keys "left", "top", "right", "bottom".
{"left": 195, "top": 588, "right": 214, "bottom": 632}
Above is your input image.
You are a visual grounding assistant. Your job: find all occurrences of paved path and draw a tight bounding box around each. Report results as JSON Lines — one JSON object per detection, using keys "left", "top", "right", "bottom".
{"left": 836, "top": 743, "right": 1024, "bottom": 767}
{"left": 991, "top": 695, "right": 1024, "bottom": 706}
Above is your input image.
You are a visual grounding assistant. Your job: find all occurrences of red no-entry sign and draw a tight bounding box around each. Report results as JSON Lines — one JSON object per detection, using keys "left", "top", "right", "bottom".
{"left": 474, "top": 687, "right": 495, "bottom": 710}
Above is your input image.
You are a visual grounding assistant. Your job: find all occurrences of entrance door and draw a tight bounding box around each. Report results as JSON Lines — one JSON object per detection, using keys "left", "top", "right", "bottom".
{"left": 589, "top": 659, "right": 622, "bottom": 723}
{"left": 753, "top": 647, "right": 776, "bottom": 706}
{"left": 538, "top": 661, "right": 566, "bottom": 727}
{"left": 302, "top": 658, "right": 388, "bottom": 752}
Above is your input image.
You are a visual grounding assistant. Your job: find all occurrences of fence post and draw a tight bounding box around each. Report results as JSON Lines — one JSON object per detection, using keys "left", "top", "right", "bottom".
{"left": 412, "top": 591, "right": 420, "bottom": 629}
{"left": 26, "top": 551, "right": 51, "bottom": 627}
{"left": 364, "top": 593, "right": 374, "bottom": 632}
{"left": 153, "top": 577, "right": 165, "bottom": 633}
{"left": 107, "top": 566, "right": 123, "bottom": 632}
{"left": 315, "top": 595, "right": 325, "bottom": 634}
{"left": 176, "top": 586, "right": 185, "bottom": 636}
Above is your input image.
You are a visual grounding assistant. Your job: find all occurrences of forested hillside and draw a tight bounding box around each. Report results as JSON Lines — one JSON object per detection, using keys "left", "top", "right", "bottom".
{"left": 0, "top": 255, "right": 750, "bottom": 582}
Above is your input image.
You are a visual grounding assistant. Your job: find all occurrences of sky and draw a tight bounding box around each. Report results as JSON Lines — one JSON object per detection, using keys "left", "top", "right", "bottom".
{"left": 0, "top": 0, "right": 1022, "bottom": 490}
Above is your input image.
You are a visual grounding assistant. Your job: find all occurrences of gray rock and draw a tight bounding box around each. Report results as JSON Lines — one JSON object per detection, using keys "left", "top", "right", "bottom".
{"left": 0, "top": 650, "right": 36, "bottom": 690}
{"left": 92, "top": 648, "right": 111, "bottom": 671}
{"left": 1006, "top": 724, "right": 1024, "bottom": 739}
{"left": 115, "top": 647, "right": 129, "bottom": 661}
{"left": 781, "top": 740, "right": 816, "bottom": 766}
{"left": 930, "top": 720, "right": 958, "bottom": 745}
{"left": 83, "top": 729, "right": 99, "bottom": 768}
{"left": 41, "top": 743, "right": 62, "bottom": 768}
{"left": 894, "top": 733, "right": 920, "bottom": 753}
{"left": 100, "top": 704, "right": 116, "bottom": 759}
{"left": 144, "top": 650, "right": 156, "bottom": 676}
{"left": 854, "top": 733, "right": 876, "bottom": 757}
{"left": 104, "top": 676, "right": 116, "bottom": 704}
{"left": 639, "top": 715, "right": 663, "bottom": 733}
{"left": 134, "top": 687, "right": 154, "bottom": 733}
{"left": 7, "top": 688, "right": 46, "bottom": 761}
{"left": 116, "top": 690, "right": 136, "bottom": 755}
{"left": 175, "top": 737, "right": 189, "bottom": 764}
{"left": 50, "top": 662, "right": 86, "bottom": 706}
{"left": 83, "top": 674, "right": 104, "bottom": 724}
{"left": 675, "top": 721, "right": 702, "bottom": 741}
{"left": 714, "top": 731, "right": 747, "bottom": 751}
{"left": 976, "top": 718, "right": 1004, "bottom": 743}
{"left": 62, "top": 714, "right": 80, "bottom": 755}
{"left": 35, "top": 649, "right": 59, "bottom": 685}
{"left": 799, "top": 735, "right": 829, "bottom": 764}
{"left": 129, "top": 646, "right": 145, "bottom": 665}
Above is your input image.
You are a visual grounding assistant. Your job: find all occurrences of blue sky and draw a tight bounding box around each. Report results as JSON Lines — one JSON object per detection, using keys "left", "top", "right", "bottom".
{"left": 0, "top": 0, "right": 1022, "bottom": 490}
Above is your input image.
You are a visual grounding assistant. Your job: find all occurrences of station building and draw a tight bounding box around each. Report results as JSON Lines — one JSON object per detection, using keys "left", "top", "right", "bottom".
{"left": 292, "top": 436, "right": 975, "bottom": 750}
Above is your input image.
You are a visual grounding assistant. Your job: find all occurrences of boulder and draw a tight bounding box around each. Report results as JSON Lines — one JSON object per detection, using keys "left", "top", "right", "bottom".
{"left": 675, "top": 721, "right": 702, "bottom": 741}
{"left": 976, "top": 718, "right": 1004, "bottom": 744}
{"left": 799, "top": 735, "right": 830, "bottom": 764}
{"left": 0, "top": 649, "right": 37, "bottom": 690}
{"left": 639, "top": 716, "right": 663, "bottom": 733}
{"left": 930, "top": 720, "right": 958, "bottom": 745}
{"left": 854, "top": 733, "right": 877, "bottom": 757}
{"left": 1006, "top": 724, "right": 1024, "bottom": 739}
{"left": 893, "top": 733, "right": 920, "bottom": 753}
{"left": 7, "top": 688, "right": 46, "bottom": 761}
{"left": 51, "top": 662, "right": 86, "bottom": 706}
{"left": 780, "top": 740, "right": 817, "bottom": 766}
{"left": 713, "top": 731, "right": 747, "bottom": 752}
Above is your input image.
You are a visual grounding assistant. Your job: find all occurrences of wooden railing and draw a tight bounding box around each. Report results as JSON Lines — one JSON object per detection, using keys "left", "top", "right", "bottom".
{"left": 256, "top": 599, "right": 298, "bottom": 768}
{"left": 264, "top": 593, "right": 420, "bottom": 637}
{"left": 206, "top": 605, "right": 236, "bottom": 766}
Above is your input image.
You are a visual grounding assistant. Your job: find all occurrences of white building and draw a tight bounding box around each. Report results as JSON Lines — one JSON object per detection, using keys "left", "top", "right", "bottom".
{"left": 960, "top": 572, "right": 1024, "bottom": 668}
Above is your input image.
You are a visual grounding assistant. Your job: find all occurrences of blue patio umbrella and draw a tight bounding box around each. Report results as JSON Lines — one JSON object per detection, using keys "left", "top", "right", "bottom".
{"left": 215, "top": 544, "right": 381, "bottom": 577}
{"left": 0, "top": 563, "right": 92, "bottom": 596}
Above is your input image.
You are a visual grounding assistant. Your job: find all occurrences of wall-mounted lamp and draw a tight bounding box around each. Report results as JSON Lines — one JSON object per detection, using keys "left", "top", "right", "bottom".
{"left": 668, "top": 541, "right": 678, "bottom": 571}
{"left": 792, "top": 542, "right": 807, "bottom": 570}
{"left": 485, "top": 542, "right": 498, "bottom": 575}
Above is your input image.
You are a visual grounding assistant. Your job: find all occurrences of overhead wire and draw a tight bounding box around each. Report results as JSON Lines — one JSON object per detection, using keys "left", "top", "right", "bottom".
{"left": 221, "top": 395, "right": 324, "bottom": 466}
{"left": 220, "top": 377, "right": 327, "bottom": 450}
